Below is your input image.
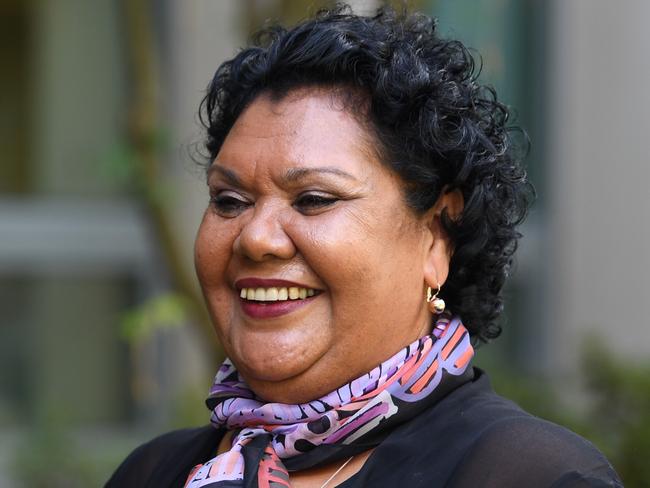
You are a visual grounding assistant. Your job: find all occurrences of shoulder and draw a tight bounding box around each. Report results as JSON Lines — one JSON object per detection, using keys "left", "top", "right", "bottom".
{"left": 437, "top": 370, "right": 623, "bottom": 487}
{"left": 362, "top": 369, "right": 622, "bottom": 488}
{"left": 447, "top": 414, "right": 622, "bottom": 487}
{"left": 105, "top": 426, "right": 221, "bottom": 488}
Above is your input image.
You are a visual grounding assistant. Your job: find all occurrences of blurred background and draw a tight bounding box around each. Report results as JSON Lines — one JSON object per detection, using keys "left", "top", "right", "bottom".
{"left": 1, "top": 0, "right": 649, "bottom": 486}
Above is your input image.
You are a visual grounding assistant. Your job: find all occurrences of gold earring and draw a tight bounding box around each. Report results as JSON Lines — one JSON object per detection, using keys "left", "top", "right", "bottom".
{"left": 426, "top": 284, "right": 446, "bottom": 314}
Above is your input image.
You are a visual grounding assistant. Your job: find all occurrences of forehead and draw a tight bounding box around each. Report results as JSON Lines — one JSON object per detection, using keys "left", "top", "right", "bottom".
{"left": 215, "top": 87, "right": 379, "bottom": 175}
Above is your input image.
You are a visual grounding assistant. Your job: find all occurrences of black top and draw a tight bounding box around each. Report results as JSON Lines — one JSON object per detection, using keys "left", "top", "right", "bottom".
{"left": 106, "top": 369, "right": 623, "bottom": 487}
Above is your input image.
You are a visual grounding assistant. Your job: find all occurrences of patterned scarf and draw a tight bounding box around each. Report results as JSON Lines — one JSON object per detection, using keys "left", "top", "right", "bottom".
{"left": 185, "top": 314, "right": 474, "bottom": 488}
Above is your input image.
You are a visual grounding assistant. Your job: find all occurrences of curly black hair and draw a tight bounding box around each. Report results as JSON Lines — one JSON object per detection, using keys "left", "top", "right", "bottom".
{"left": 199, "top": 4, "right": 534, "bottom": 344}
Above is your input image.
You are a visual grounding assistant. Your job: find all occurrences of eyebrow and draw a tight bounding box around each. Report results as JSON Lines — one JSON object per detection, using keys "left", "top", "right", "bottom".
{"left": 282, "top": 167, "right": 359, "bottom": 183}
{"left": 207, "top": 164, "right": 242, "bottom": 186}
{"left": 207, "top": 164, "right": 359, "bottom": 185}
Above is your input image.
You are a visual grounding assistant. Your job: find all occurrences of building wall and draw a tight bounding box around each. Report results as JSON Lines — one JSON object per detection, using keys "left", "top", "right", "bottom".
{"left": 547, "top": 0, "right": 650, "bottom": 380}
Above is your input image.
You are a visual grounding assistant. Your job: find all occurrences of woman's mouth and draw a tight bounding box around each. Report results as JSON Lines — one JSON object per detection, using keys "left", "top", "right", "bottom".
{"left": 239, "top": 286, "right": 317, "bottom": 301}
{"left": 237, "top": 286, "right": 321, "bottom": 319}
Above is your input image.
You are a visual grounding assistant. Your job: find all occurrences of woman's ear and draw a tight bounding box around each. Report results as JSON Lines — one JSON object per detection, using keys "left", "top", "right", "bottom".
{"left": 423, "top": 187, "right": 464, "bottom": 287}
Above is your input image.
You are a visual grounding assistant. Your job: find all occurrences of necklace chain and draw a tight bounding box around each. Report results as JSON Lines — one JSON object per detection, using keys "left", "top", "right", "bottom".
{"left": 319, "top": 455, "right": 354, "bottom": 488}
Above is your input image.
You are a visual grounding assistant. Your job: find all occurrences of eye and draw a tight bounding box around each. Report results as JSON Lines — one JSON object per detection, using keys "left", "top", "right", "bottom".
{"left": 209, "top": 191, "right": 250, "bottom": 217}
{"left": 293, "top": 193, "right": 339, "bottom": 214}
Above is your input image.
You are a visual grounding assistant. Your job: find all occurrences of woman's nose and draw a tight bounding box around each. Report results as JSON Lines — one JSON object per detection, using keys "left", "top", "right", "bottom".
{"left": 233, "top": 203, "right": 296, "bottom": 262}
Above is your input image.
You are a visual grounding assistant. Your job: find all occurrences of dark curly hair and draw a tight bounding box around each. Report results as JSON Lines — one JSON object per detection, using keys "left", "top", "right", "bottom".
{"left": 199, "top": 4, "right": 534, "bottom": 344}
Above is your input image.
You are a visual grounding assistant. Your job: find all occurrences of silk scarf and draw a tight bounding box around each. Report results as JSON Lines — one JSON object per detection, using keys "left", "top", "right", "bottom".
{"left": 185, "top": 314, "right": 474, "bottom": 488}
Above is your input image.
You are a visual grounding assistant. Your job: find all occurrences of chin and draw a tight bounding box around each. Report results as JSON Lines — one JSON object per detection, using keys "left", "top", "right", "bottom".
{"left": 237, "top": 354, "right": 307, "bottom": 383}
{"left": 238, "top": 366, "right": 318, "bottom": 404}
{"left": 226, "top": 334, "right": 329, "bottom": 401}
{"left": 244, "top": 374, "right": 329, "bottom": 404}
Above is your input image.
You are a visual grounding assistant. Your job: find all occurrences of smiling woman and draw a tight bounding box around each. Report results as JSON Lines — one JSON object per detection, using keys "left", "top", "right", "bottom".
{"left": 107, "top": 4, "right": 622, "bottom": 488}
{"left": 195, "top": 88, "right": 453, "bottom": 404}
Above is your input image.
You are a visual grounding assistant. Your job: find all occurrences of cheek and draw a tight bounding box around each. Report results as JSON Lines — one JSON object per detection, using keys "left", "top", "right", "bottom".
{"left": 293, "top": 208, "right": 417, "bottom": 317}
{"left": 300, "top": 205, "right": 420, "bottom": 277}
{"left": 296, "top": 214, "right": 374, "bottom": 289}
{"left": 194, "top": 217, "right": 237, "bottom": 343}
{"left": 296, "top": 206, "right": 427, "bottom": 323}
{"left": 194, "top": 230, "right": 215, "bottom": 286}
{"left": 194, "top": 216, "right": 233, "bottom": 286}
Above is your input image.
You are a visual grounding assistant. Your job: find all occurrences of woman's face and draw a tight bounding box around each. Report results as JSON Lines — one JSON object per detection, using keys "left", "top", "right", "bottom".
{"left": 195, "top": 87, "right": 454, "bottom": 403}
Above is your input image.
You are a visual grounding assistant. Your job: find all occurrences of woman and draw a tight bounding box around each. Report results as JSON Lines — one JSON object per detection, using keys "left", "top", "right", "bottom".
{"left": 108, "top": 5, "right": 622, "bottom": 487}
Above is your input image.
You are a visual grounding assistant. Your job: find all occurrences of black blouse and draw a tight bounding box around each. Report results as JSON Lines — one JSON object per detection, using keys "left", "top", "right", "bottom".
{"left": 106, "top": 369, "right": 623, "bottom": 487}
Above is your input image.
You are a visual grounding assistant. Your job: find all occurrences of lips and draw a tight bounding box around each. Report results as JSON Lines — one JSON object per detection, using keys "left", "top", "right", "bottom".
{"left": 234, "top": 278, "right": 321, "bottom": 319}
{"left": 235, "top": 278, "right": 316, "bottom": 289}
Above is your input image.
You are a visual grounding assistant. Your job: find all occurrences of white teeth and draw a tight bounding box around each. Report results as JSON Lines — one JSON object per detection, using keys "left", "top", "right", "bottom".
{"left": 278, "top": 288, "right": 288, "bottom": 300}
{"left": 266, "top": 288, "right": 279, "bottom": 301}
{"left": 239, "top": 286, "right": 318, "bottom": 302}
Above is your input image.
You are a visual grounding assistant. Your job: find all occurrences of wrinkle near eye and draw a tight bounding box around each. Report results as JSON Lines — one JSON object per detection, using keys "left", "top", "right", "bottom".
{"left": 341, "top": 204, "right": 378, "bottom": 238}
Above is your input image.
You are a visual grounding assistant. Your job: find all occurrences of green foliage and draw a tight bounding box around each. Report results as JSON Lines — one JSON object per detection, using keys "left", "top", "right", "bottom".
{"left": 100, "top": 141, "right": 139, "bottom": 189}
{"left": 120, "top": 292, "right": 192, "bottom": 345}
{"left": 582, "top": 339, "right": 650, "bottom": 487}
{"left": 169, "top": 385, "right": 213, "bottom": 430}
{"left": 11, "top": 420, "right": 121, "bottom": 487}
{"left": 100, "top": 125, "right": 171, "bottom": 181}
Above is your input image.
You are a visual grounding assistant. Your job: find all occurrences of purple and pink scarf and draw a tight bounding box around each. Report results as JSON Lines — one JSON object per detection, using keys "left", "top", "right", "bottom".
{"left": 185, "top": 314, "right": 474, "bottom": 488}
